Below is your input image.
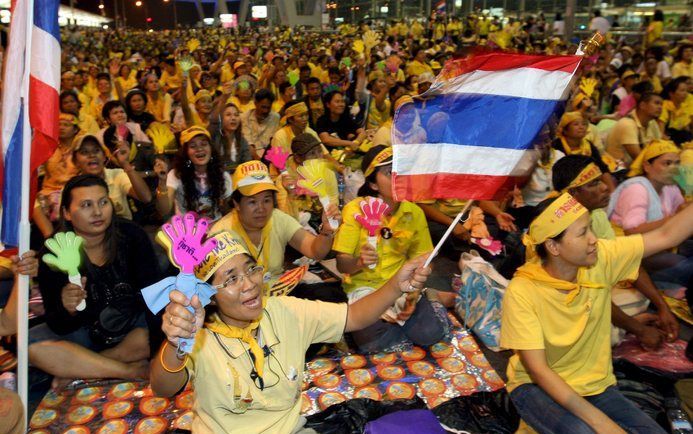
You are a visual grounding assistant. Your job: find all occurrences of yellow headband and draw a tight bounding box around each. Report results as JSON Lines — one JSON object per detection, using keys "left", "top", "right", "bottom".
{"left": 523, "top": 193, "right": 587, "bottom": 250}
{"left": 193, "top": 89, "right": 212, "bottom": 104}
{"left": 180, "top": 126, "right": 211, "bottom": 145}
{"left": 627, "top": 140, "right": 680, "bottom": 177}
{"left": 566, "top": 162, "right": 602, "bottom": 191}
{"left": 364, "top": 147, "right": 393, "bottom": 177}
{"left": 280, "top": 102, "right": 308, "bottom": 124}
{"left": 194, "top": 232, "right": 250, "bottom": 281}
{"left": 557, "top": 111, "right": 584, "bottom": 135}
{"left": 59, "top": 113, "right": 79, "bottom": 126}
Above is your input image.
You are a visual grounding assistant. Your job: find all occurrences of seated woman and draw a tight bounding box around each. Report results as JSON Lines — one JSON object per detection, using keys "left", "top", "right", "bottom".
{"left": 60, "top": 90, "right": 99, "bottom": 135}
{"left": 552, "top": 111, "right": 616, "bottom": 190}
{"left": 124, "top": 89, "right": 156, "bottom": 132}
{"left": 333, "top": 146, "right": 446, "bottom": 352}
{"left": 608, "top": 140, "right": 692, "bottom": 287}
{"left": 30, "top": 175, "right": 162, "bottom": 388}
{"left": 501, "top": 192, "right": 693, "bottom": 434}
{"left": 0, "top": 251, "right": 38, "bottom": 434}
{"left": 658, "top": 76, "right": 692, "bottom": 145}
{"left": 211, "top": 161, "right": 345, "bottom": 303}
{"left": 156, "top": 126, "right": 233, "bottom": 222}
{"left": 271, "top": 101, "right": 320, "bottom": 156}
{"left": 316, "top": 90, "right": 367, "bottom": 168}
{"left": 150, "top": 234, "right": 431, "bottom": 434}
{"left": 142, "top": 73, "right": 173, "bottom": 125}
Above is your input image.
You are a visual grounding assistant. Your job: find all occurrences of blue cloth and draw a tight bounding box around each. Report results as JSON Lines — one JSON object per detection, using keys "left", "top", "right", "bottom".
{"left": 141, "top": 273, "right": 216, "bottom": 353}
{"left": 510, "top": 384, "right": 667, "bottom": 434}
{"left": 607, "top": 176, "right": 664, "bottom": 223}
{"left": 364, "top": 409, "right": 445, "bottom": 434}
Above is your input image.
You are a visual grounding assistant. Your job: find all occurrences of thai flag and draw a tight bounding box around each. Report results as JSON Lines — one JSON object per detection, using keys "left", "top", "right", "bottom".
{"left": 392, "top": 52, "right": 582, "bottom": 202}
{"left": 435, "top": 0, "right": 446, "bottom": 14}
{"left": 1, "top": 0, "right": 60, "bottom": 247}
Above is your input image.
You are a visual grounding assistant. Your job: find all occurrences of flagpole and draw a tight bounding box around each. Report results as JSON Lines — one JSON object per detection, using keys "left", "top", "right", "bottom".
{"left": 18, "top": 0, "right": 36, "bottom": 424}
{"left": 423, "top": 200, "right": 474, "bottom": 268}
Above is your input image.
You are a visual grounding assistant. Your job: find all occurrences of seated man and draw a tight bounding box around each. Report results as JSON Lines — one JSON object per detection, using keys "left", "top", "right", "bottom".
{"left": 0, "top": 251, "right": 39, "bottom": 434}
{"left": 552, "top": 155, "right": 679, "bottom": 349}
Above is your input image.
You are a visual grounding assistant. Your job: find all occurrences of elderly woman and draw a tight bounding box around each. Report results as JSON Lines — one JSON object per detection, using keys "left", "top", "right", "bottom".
{"left": 150, "top": 233, "right": 431, "bottom": 434}
{"left": 608, "top": 140, "right": 692, "bottom": 286}
{"left": 501, "top": 192, "right": 693, "bottom": 434}
{"left": 212, "top": 161, "right": 344, "bottom": 303}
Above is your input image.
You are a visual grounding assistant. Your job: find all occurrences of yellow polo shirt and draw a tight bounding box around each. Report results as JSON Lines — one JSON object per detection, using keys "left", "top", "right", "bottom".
{"left": 417, "top": 198, "right": 469, "bottom": 219}
{"left": 501, "top": 235, "right": 643, "bottom": 396}
{"left": 660, "top": 95, "right": 693, "bottom": 131}
{"left": 333, "top": 198, "right": 433, "bottom": 293}
{"left": 211, "top": 209, "right": 302, "bottom": 284}
{"left": 187, "top": 296, "right": 347, "bottom": 434}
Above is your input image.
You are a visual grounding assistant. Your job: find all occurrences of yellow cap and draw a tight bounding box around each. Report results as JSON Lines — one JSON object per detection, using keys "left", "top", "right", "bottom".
{"left": 180, "top": 126, "right": 211, "bottom": 145}
{"left": 232, "top": 161, "right": 279, "bottom": 196}
{"left": 364, "top": 146, "right": 393, "bottom": 177}
{"left": 557, "top": 111, "right": 584, "bottom": 136}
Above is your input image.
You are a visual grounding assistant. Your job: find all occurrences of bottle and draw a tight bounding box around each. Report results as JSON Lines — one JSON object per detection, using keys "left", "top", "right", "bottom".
{"left": 666, "top": 398, "right": 693, "bottom": 434}
{"left": 337, "top": 173, "right": 345, "bottom": 209}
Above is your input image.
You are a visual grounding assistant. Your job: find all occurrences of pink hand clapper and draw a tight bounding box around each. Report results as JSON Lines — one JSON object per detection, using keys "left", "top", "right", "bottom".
{"left": 161, "top": 213, "right": 218, "bottom": 273}
{"left": 354, "top": 197, "right": 390, "bottom": 269}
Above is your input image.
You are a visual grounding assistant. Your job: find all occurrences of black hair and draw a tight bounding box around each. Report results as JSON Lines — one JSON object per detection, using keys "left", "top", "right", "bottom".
{"left": 551, "top": 155, "right": 596, "bottom": 191}
{"left": 632, "top": 80, "right": 654, "bottom": 97}
{"left": 306, "top": 77, "right": 322, "bottom": 87}
{"left": 95, "top": 72, "right": 111, "bottom": 82}
{"left": 254, "top": 88, "right": 275, "bottom": 103}
{"left": 58, "top": 174, "right": 118, "bottom": 264}
{"left": 102, "top": 100, "right": 126, "bottom": 124}
{"left": 637, "top": 91, "right": 662, "bottom": 107}
{"left": 124, "top": 89, "right": 148, "bottom": 113}
{"left": 299, "top": 65, "right": 312, "bottom": 74}
{"left": 357, "top": 145, "right": 389, "bottom": 197}
{"left": 662, "top": 76, "right": 690, "bottom": 100}
{"left": 530, "top": 197, "right": 568, "bottom": 260}
{"left": 59, "top": 90, "right": 82, "bottom": 112}
{"left": 322, "top": 90, "right": 343, "bottom": 109}
{"left": 592, "top": 9, "right": 601, "bottom": 17}
{"left": 653, "top": 9, "right": 664, "bottom": 22}
{"left": 278, "top": 81, "right": 293, "bottom": 96}
{"left": 173, "top": 135, "right": 227, "bottom": 217}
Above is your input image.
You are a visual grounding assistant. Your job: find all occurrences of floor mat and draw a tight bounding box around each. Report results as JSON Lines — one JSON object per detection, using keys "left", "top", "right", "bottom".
{"left": 29, "top": 321, "right": 503, "bottom": 433}
{"left": 301, "top": 320, "right": 505, "bottom": 414}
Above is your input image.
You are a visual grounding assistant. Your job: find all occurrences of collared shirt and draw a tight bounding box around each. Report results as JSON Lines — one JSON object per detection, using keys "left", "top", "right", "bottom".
{"left": 606, "top": 111, "right": 661, "bottom": 166}
{"left": 240, "top": 109, "right": 280, "bottom": 151}
{"left": 333, "top": 198, "right": 433, "bottom": 293}
{"left": 187, "top": 296, "right": 347, "bottom": 434}
{"left": 660, "top": 94, "right": 693, "bottom": 131}
{"left": 501, "top": 236, "right": 643, "bottom": 396}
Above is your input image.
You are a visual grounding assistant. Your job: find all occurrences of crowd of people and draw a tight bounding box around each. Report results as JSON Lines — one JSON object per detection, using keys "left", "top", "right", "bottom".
{"left": 0, "top": 10, "right": 691, "bottom": 433}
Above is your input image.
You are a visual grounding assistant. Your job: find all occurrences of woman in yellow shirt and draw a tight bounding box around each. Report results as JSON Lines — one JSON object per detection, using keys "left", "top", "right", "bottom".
{"left": 500, "top": 192, "right": 693, "bottom": 434}
{"left": 333, "top": 146, "right": 446, "bottom": 352}
{"left": 658, "top": 76, "right": 692, "bottom": 144}
{"left": 143, "top": 73, "right": 173, "bottom": 125}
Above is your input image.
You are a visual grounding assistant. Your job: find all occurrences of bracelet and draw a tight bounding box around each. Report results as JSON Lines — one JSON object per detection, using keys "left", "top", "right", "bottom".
{"left": 159, "top": 341, "right": 188, "bottom": 373}
{"left": 157, "top": 188, "right": 168, "bottom": 196}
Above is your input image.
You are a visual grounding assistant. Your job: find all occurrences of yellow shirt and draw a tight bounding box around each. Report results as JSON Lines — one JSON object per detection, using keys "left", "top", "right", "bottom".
{"left": 103, "top": 168, "right": 133, "bottom": 220}
{"left": 606, "top": 112, "right": 661, "bottom": 166}
{"left": 590, "top": 209, "right": 616, "bottom": 240}
{"left": 406, "top": 60, "right": 433, "bottom": 78}
{"left": 78, "top": 111, "right": 100, "bottom": 136}
{"left": 211, "top": 209, "right": 302, "bottom": 284}
{"left": 187, "top": 296, "right": 347, "bottom": 434}
{"left": 417, "top": 198, "right": 469, "bottom": 219}
{"left": 271, "top": 126, "right": 321, "bottom": 154}
{"left": 672, "top": 61, "right": 693, "bottom": 79}
{"left": 501, "top": 235, "right": 644, "bottom": 396}
{"left": 229, "top": 96, "right": 255, "bottom": 114}
{"left": 333, "top": 198, "right": 433, "bottom": 293}
{"left": 220, "top": 62, "right": 235, "bottom": 84}
{"left": 366, "top": 98, "right": 391, "bottom": 130}
{"left": 660, "top": 95, "right": 693, "bottom": 131}
{"left": 146, "top": 93, "right": 173, "bottom": 124}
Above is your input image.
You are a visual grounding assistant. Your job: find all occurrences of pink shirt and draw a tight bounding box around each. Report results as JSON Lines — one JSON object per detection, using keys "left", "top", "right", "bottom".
{"left": 610, "top": 183, "right": 684, "bottom": 230}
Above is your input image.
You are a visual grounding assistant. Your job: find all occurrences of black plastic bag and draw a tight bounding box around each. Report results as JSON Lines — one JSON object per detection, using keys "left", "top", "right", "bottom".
{"left": 432, "top": 391, "right": 520, "bottom": 434}
{"left": 304, "top": 398, "right": 427, "bottom": 434}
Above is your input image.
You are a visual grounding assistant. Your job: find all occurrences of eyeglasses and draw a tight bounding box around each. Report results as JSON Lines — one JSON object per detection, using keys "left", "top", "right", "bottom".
{"left": 213, "top": 265, "right": 264, "bottom": 291}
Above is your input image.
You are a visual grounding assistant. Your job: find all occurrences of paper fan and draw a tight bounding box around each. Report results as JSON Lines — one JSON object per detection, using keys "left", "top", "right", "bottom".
{"left": 146, "top": 122, "right": 177, "bottom": 154}
{"left": 353, "top": 40, "right": 365, "bottom": 54}
{"left": 186, "top": 38, "right": 200, "bottom": 53}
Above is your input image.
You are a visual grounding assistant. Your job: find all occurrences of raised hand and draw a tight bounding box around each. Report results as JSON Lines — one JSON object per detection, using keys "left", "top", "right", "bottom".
{"left": 178, "top": 56, "right": 194, "bottom": 77}
{"left": 159, "top": 212, "right": 217, "bottom": 273}
{"left": 265, "top": 146, "right": 290, "bottom": 171}
{"left": 163, "top": 291, "right": 205, "bottom": 347}
{"left": 43, "top": 232, "right": 86, "bottom": 311}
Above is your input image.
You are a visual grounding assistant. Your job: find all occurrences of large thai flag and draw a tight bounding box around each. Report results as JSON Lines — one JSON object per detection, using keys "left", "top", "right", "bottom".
{"left": 1, "top": 0, "right": 60, "bottom": 247}
{"left": 392, "top": 53, "right": 582, "bottom": 202}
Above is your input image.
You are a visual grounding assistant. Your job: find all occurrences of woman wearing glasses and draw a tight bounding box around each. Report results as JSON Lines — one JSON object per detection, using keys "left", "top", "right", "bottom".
{"left": 150, "top": 233, "right": 431, "bottom": 433}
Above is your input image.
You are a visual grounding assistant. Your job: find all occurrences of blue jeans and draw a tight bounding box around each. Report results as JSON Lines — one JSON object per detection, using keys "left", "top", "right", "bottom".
{"left": 350, "top": 295, "right": 446, "bottom": 353}
{"left": 510, "top": 384, "right": 666, "bottom": 434}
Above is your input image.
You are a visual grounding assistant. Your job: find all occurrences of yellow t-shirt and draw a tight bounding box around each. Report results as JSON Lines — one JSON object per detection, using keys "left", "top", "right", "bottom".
{"left": 606, "top": 113, "right": 661, "bottom": 165}
{"left": 406, "top": 60, "right": 433, "bottom": 78}
{"left": 211, "top": 209, "right": 302, "bottom": 283}
{"left": 229, "top": 96, "right": 255, "bottom": 114}
{"left": 187, "top": 296, "right": 347, "bottom": 434}
{"left": 367, "top": 99, "right": 391, "bottom": 130}
{"left": 417, "top": 198, "right": 469, "bottom": 219}
{"left": 660, "top": 95, "right": 693, "bottom": 131}
{"left": 333, "top": 198, "right": 433, "bottom": 293}
{"left": 672, "top": 61, "right": 693, "bottom": 79}
{"left": 500, "top": 235, "right": 644, "bottom": 396}
{"left": 103, "top": 168, "right": 133, "bottom": 220}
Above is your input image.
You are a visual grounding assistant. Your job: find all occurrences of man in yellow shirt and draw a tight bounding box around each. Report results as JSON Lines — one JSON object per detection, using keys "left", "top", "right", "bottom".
{"left": 500, "top": 191, "right": 693, "bottom": 434}
{"left": 406, "top": 49, "right": 433, "bottom": 78}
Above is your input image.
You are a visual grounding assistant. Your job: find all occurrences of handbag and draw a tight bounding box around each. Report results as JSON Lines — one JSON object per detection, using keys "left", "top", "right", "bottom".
{"left": 454, "top": 250, "right": 507, "bottom": 351}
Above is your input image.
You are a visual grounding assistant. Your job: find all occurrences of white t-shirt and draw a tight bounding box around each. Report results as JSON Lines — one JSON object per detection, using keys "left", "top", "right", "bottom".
{"left": 166, "top": 170, "right": 233, "bottom": 222}
{"left": 521, "top": 149, "right": 565, "bottom": 207}
{"left": 589, "top": 16, "right": 611, "bottom": 36}
{"left": 552, "top": 20, "right": 565, "bottom": 36}
{"left": 104, "top": 168, "right": 133, "bottom": 220}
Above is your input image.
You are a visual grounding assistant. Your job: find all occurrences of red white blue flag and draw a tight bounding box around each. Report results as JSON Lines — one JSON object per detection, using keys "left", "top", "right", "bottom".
{"left": 392, "top": 52, "right": 582, "bottom": 202}
{"left": 1, "top": 0, "right": 60, "bottom": 246}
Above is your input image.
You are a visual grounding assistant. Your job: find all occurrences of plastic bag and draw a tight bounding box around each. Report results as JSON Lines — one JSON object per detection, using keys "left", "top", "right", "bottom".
{"left": 343, "top": 167, "right": 365, "bottom": 205}
{"left": 304, "top": 397, "right": 426, "bottom": 434}
{"left": 364, "top": 409, "right": 445, "bottom": 434}
{"left": 454, "top": 251, "right": 507, "bottom": 351}
{"left": 432, "top": 391, "right": 520, "bottom": 434}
